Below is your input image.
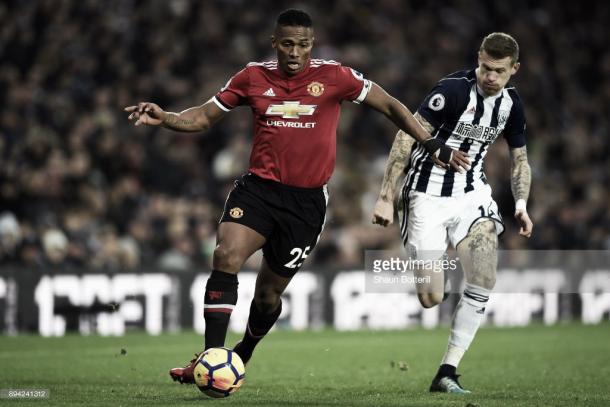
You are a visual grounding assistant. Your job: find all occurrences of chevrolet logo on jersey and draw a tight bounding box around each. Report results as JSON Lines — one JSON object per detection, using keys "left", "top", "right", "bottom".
{"left": 265, "top": 101, "right": 316, "bottom": 119}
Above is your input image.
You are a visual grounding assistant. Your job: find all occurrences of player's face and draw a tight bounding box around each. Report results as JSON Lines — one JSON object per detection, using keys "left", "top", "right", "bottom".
{"left": 476, "top": 50, "right": 520, "bottom": 96}
{"left": 271, "top": 25, "right": 314, "bottom": 76}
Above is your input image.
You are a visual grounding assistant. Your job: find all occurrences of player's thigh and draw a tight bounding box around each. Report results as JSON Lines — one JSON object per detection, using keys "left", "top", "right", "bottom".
{"left": 214, "top": 222, "right": 266, "bottom": 269}
{"left": 215, "top": 175, "right": 274, "bottom": 271}
{"left": 456, "top": 219, "right": 498, "bottom": 289}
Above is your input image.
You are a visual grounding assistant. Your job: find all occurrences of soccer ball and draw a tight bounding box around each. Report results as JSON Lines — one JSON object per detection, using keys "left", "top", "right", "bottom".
{"left": 193, "top": 347, "right": 245, "bottom": 398}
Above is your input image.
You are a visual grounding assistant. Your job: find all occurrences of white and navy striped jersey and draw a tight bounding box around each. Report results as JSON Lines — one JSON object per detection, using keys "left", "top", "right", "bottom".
{"left": 404, "top": 69, "right": 526, "bottom": 197}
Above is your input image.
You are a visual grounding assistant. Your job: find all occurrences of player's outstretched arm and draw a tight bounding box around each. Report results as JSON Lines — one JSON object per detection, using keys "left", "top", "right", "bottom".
{"left": 124, "top": 99, "right": 226, "bottom": 133}
{"left": 372, "top": 129, "right": 415, "bottom": 226}
{"left": 362, "top": 83, "right": 470, "bottom": 173}
{"left": 509, "top": 146, "right": 533, "bottom": 237}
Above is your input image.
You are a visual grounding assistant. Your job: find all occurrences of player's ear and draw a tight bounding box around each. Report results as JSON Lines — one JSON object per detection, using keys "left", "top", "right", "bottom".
{"left": 271, "top": 35, "right": 277, "bottom": 49}
{"left": 511, "top": 61, "right": 520, "bottom": 75}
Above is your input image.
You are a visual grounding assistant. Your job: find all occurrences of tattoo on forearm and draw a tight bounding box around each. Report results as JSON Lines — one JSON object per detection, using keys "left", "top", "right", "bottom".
{"left": 416, "top": 113, "right": 435, "bottom": 135}
{"left": 378, "top": 113, "right": 430, "bottom": 201}
{"left": 464, "top": 220, "right": 498, "bottom": 289}
{"left": 379, "top": 130, "right": 414, "bottom": 201}
{"left": 510, "top": 147, "right": 531, "bottom": 202}
{"left": 163, "top": 113, "right": 199, "bottom": 131}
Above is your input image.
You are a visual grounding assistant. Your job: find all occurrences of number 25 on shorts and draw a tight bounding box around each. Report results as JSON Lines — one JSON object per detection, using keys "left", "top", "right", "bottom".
{"left": 284, "top": 246, "right": 311, "bottom": 269}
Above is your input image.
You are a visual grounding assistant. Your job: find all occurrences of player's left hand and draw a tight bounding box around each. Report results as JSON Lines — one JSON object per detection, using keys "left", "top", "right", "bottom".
{"left": 372, "top": 199, "right": 394, "bottom": 227}
{"left": 515, "top": 209, "right": 533, "bottom": 238}
{"left": 448, "top": 149, "right": 471, "bottom": 173}
{"left": 124, "top": 102, "right": 166, "bottom": 126}
{"left": 428, "top": 145, "right": 470, "bottom": 173}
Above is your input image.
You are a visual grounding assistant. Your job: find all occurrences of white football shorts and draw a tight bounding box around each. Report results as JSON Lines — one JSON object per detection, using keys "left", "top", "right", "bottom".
{"left": 398, "top": 184, "right": 504, "bottom": 260}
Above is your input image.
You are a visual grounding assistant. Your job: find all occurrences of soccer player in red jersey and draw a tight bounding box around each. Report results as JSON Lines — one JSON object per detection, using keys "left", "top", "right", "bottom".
{"left": 125, "top": 9, "right": 470, "bottom": 384}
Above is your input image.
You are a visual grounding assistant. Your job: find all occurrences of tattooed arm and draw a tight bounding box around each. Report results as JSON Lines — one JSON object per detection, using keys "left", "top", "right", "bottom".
{"left": 125, "top": 99, "right": 225, "bottom": 132}
{"left": 378, "top": 112, "right": 435, "bottom": 202}
{"left": 371, "top": 113, "right": 431, "bottom": 226}
{"left": 509, "top": 146, "right": 533, "bottom": 237}
{"left": 377, "top": 131, "right": 415, "bottom": 202}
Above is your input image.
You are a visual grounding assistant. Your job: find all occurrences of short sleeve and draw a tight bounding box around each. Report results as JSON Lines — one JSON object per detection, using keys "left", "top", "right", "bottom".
{"left": 503, "top": 90, "right": 527, "bottom": 148}
{"left": 416, "top": 81, "right": 456, "bottom": 130}
{"left": 336, "top": 66, "right": 372, "bottom": 104}
{"left": 213, "top": 68, "right": 250, "bottom": 111}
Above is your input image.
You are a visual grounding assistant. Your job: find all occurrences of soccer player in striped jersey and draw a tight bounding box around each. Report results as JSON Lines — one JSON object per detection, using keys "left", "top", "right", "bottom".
{"left": 372, "top": 33, "right": 533, "bottom": 394}
{"left": 125, "top": 9, "right": 469, "bottom": 386}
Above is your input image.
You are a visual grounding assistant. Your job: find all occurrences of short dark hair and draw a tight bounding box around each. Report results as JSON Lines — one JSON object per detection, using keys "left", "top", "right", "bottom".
{"left": 480, "top": 32, "right": 519, "bottom": 64}
{"left": 276, "top": 9, "right": 312, "bottom": 28}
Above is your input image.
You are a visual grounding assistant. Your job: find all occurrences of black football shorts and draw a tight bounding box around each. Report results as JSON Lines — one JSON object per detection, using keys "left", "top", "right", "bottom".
{"left": 219, "top": 173, "right": 328, "bottom": 278}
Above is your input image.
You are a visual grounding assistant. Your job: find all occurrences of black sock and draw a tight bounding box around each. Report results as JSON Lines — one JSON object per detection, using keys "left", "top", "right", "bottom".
{"left": 438, "top": 363, "right": 457, "bottom": 377}
{"left": 203, "top": 270, "right": 238, "bottom": 350}
{"left": 234, "top": 299, "right": 282, "bottom": 363}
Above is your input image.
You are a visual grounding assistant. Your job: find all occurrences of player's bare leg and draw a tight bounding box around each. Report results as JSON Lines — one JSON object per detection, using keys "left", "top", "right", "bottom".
{"left": 233, "top": 257, "right": 292, "bottom": 364}
{"left": 430, "top": 219, "right": 497, "bottom": 394}
{"left": 414, "top": 262, "right": 447, "bottom": 309}
{"left": 170, "top": 222, "right": 266, "bottom": 384}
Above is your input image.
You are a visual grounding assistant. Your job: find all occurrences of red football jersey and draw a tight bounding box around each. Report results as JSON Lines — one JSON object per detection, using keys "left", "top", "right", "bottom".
{"left": 213, "top": 59, "right": 372, "bottom": 188}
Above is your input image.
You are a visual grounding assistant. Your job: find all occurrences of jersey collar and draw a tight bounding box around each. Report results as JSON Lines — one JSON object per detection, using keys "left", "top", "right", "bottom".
{"left": 476, "top": 83, "right": 504, "bottom": 100}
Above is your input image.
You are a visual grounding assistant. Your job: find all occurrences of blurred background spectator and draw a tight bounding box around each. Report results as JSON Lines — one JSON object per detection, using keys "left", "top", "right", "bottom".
{"left": 0, "top": 0, "right": 608, "bottom": 271}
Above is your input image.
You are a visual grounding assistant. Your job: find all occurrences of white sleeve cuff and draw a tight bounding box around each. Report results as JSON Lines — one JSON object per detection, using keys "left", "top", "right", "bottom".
{"left": 515, "top": 199, "right": 527, "bottom": 213}
{"left": 212, "top": 96, "right": 231, "bottom": 112}
{"left": 353, "top": 79, "right": 372, "bottom": 104}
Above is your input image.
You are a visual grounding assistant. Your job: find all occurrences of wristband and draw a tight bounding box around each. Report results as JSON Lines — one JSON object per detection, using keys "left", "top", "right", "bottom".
{"left": 423, "top": 138, "right": 441, "bottom": 154}
{"left": 437, "top": 145, "right": 452, "bottom": 164}
{"left": 423, "top": 138, "right": 452, "bottom": 164}
{"left": 515, "top": 199, "right": 527, "bottom": 213}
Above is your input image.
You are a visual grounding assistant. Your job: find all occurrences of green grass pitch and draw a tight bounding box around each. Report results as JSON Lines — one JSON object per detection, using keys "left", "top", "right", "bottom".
{"left": 1, "top": 324, "right": 609, "bottom": 406}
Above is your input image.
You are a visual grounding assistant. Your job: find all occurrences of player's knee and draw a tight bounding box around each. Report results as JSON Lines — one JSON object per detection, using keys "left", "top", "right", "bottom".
{"left": 469, "top": 273, "right": 496, "bottom": 290}
{"left": 254, "top": 285, "right": 282, "bottom": 314}
{"left": 213, "top": 244, "right": 245, "bottom": 273}
{"left": 418, "top": 292, "right": 443, "bottom": 308}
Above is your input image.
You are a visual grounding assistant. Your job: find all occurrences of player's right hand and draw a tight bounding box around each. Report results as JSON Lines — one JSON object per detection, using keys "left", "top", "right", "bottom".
{"left": 124, "top": 102, "right": 166, "bottom": 126}
{"left": 372, "top": 199, "right": 394, "bottom": 227}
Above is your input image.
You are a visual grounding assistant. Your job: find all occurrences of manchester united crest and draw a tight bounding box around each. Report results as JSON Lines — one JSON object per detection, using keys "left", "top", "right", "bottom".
{"left": 307, "top": 81, "right": 325, "bottom": 97}
{"left": 229, "top": 207, "right": 243, "bottom": 219}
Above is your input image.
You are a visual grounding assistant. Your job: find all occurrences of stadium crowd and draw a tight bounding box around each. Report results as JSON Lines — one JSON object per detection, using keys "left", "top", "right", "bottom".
{"left": 1, "top": 0, "right": 608, "bottom": 271}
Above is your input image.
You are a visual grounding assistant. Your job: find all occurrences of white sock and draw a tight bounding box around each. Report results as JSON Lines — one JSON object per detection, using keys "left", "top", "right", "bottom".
{"left": 441, "top": 283, "right": 490, "bottom": 368}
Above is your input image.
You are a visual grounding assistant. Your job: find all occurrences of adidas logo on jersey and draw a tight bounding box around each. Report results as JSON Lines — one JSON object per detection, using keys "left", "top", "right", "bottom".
{"left": 263, "top": 88, "right": 276, "bottom": 97}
